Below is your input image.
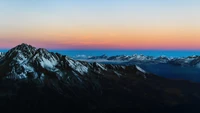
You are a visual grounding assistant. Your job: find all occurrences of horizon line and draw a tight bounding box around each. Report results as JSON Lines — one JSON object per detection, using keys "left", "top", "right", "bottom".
{"left": 1, "top": 48, "right": 200, "bottom": 51}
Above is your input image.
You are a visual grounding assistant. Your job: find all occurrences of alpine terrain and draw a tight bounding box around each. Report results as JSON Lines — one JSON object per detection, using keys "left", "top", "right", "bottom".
{"left": 0, "top": 43, "right": 200, "bottom": 113}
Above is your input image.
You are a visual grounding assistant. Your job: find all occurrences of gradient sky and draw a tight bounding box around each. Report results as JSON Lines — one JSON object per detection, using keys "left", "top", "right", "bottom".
{"left": 0, "top": 0, "right": 200, "bottom": 49}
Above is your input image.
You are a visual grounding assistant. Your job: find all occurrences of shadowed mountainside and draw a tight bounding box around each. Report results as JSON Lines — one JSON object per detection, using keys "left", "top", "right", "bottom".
{"left": 0, "top": 44, "right": 200, "bottom": 113}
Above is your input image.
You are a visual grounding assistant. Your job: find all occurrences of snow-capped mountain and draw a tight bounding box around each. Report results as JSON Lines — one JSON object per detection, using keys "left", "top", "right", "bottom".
{"left": 74, "top": 54, "right": 92, "bottom": 59}
{"left": 107, "top": 54, "right": 154, "bottom": 61}
{"left": 168, "top": 55, "right": 200, "bottom": 67}
{"left": 77, "top": 54, "right": 200, "bottom": 67}
{"left": 0, "top": 43, "right": 148, "bottom": 81}
{"left": 76, "top": 54, "right": 169, "bottom": 63}
{"left": 154, "top": 56, "right": 170, "bottom": 63}
{"left": 1, "top": 43, "right": 200, "bottom": 113}
{"left": 88, "top": 54, "right": 108, "bottom": 59}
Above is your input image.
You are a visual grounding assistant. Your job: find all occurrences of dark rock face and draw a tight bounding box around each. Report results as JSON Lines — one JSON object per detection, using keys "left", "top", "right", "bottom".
{"left": 0, "top": 43, "right": 200, "bottom": 113}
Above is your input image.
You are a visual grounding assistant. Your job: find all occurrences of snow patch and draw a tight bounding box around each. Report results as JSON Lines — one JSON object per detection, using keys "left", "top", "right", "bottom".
{"left": 73, "top": 54, "right": 92, "bottom": 59}
{"left": 0, "top": 52, "right": 4, "bottom": 56}
{"left": 15, "top": 53, "right": 27, "bottom": 63}
{"left": 40, "top": 73, "right": 45, "bottom": 80}
{"left": 22, "top": 64, "right": 34, "bottom": 72}
{"left": 96, "top": 63, "right": 107, "bottom": 70}
{"left": 136, "top": 65, "right": 146, "bottom": 73}
{"left": 40, "top": 56, "right": 58, "bottom": 68}
{"left": 121, "top": 66, "right": 126, "bottom": 69}
{"left": 72, "top": 71, "right": 82, "bottom": 82}
{"left": 18, "top": 73, "right": 27, "bottom": 79}
{"left": 114, "top": 71, "right": 122, "bottom": 77}
{"left": 67, "top": 59, "right": 88, "bottom": 75}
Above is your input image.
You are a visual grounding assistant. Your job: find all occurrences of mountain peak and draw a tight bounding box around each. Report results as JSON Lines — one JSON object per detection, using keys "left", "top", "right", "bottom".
{"left": 36, "top": 48, "right": 49, "bottom": 53}
{"left": 15, "top": 43, "right": 36, "bottom": 50}
{"left": 20, "top": 43, "right": 29, "bottom": 46}
{"left": 9, "top": 43, "right": 37, "bottom": 53}
{"left": 4, "top": 43, "right": 37, "bottom": 60}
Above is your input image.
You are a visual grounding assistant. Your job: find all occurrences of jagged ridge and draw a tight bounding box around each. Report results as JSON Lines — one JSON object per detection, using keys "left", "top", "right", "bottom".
{"left": 0, "top": 43, "right": 200, "bottom": 113}
{"left": 77, "top": 54, "right": 200, "bottom": 67}
{"left": 0, "top": 43, "right": 148, "bottom": 81}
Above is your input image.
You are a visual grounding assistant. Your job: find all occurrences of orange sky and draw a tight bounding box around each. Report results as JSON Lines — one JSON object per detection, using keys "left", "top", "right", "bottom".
{"left": 0, "top": 0, "right": 200, "bottom": 49}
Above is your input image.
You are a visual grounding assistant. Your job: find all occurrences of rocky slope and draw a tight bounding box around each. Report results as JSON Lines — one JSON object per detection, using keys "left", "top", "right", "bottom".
{"left": 0, "top": 43, "right": 200, "bottom": 113}
{"left": 0, "top": 43, "right": 148, "bottom": 81}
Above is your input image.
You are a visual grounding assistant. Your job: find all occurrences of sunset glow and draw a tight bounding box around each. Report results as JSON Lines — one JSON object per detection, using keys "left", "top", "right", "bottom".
{"left": 0, "top": 0, "right": 200, "bottom": 49}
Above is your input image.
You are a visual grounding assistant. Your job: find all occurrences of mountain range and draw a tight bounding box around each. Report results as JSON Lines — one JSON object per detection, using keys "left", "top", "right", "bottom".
{"left": 0, "top": 43, "right": 200, "bottom": 113}
{"left": 75, "top": 54, "right": 200, "bottom": 68}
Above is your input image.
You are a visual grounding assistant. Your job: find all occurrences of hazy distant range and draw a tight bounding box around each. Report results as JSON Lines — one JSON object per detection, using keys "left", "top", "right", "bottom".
{"left": 1, "top": 49, "right": 200, "bottom": 58}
